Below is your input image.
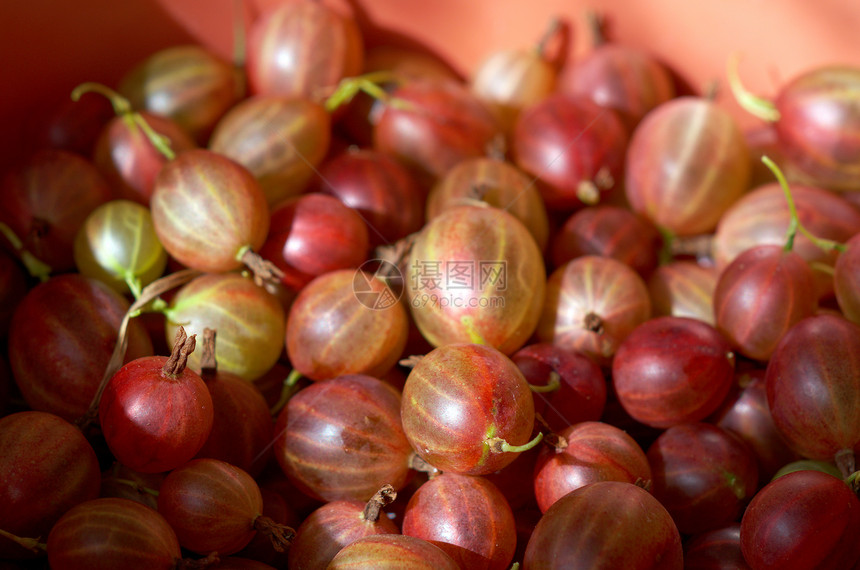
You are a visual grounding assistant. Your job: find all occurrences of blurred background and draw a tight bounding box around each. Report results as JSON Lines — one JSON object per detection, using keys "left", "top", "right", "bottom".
{"left": 2, "top": 0, "right": 859, "bottom": 177}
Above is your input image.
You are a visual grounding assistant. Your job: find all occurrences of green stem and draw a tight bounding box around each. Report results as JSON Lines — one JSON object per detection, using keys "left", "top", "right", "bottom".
{"left": 0, "top": 528, "right": 46, "bottom": 553}
{"left": 124, "top": 272, "right": 143, "bottom": 300}
{"left": 0, "top": 222, "right": 52, "bottom": 281}
{"left": 324, "top": 71, "right": 410, "bottom": 113}
{"left": 761, "top": 156, "right": 846, "bottom": 253}
{"left": 726, "top": 53, "right": 780, "bottom": 122}
{"left": 270, "top": 369, "right": 303, "bottom": 417}
{"left": 487, "top": 431, "right": 544, "bottom": 454}
{"left": 72, "top": 82, "right": 175, "bottom": 160}
{"left": 529, "top": 371, "right": 561, "bottom": 393}
{"left": 657, "top": 225, "right": 676, "bottom": 265}
{"left": 110, "top": 477, "right": 160, "bottom": 497}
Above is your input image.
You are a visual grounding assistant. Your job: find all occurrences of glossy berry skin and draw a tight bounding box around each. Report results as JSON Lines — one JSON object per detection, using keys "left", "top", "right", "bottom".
{"left": 512, "top": 93, "right": 628, "bottom": 210}
{"left": 425, "top": 156, "right": 550, "bottom": 252}
{"left": 99, "top": 353, "right": 214, "bottom": 474}
{"left": 536, "top": 255, "right": 652, "bottom": 367}
{"left": 316, "top": 147, "right": 425, "bottom": 247}
{"left": 157, "top": 458, "right": 269, "bottom": 556}
{"left": 406, "top": 204, "right": 546, "bottom": 356}
{"left": 740, "top": 470, "right": 860, "bottom": 569}
{"left": 285, "top": 269, "right": 408, "bottom": 381}
{"left": 373, "top": 79, "right": 500, "bottom": 187}
{"left": 646, "top": 422, "right": 759, "bottom": 535}
{"left": 713, "top": 244, "right": 818, "bottom": 362}
{"left": 246, "top": 1, "right": 364, "bottom": 99}
{"left": 258, "top": 193, "right": 369, "bottom": 292}
{"left": 0, "top": 149, "right": 113, "bottom": 274}
{"left": 625, "top": 97, "right": 750, "bottom": 236}
{"left": 401, "top": 343, "right": 536, "bottom": 476}
{"left": 834, "top": 232, "right": 860, "bottom": 324}
{"left": 209, "top": 95, "right": 332, "bottom": 207}
{"left": 8, "top": 273, "right": 153, "bottom": 421}
{"left": 118, "top": 45, "right": 243, "bottom": 144}
{"left": 523, "top": 481, "right": 683, "bottom": 569}
{"left": 683, "top": 524, "right": 750, "bottom": 570}
{"left": 165, "top": 272, "right": 286, "bottom": 382}
{"left": 765, "top": 314, "right": 860, "bottom": 466}
{"left": 711, "top": 370, "right": 800, "bottom": 486}
{"left": 275, "top": 374, "right": 413, "bottom": 503}
{"left": 550, "top": 205, "right": 662, "bottom": 276}
{"left": 288, "top": 496, "right": 399, "bottom": 570}
{"left": 559, "top": 43, "right": 676, "bottom": 133}
{"left": 0, "top": 411, "right": 101, "bottom": 559}
{"left": 46, "top": 497, "right": 183, "bottom": 570}
{"left": 612, "top": 316, "right": 735, "bottom": 429}
{"left": 511, "top": 342, "right": 607, "bottom": 434}
{"left": 774, "top": 66, "right": 860, "bottom": 192}
{"left": 93, "top": 111, "right": 196, "bottom": 206}
{"left": 402, "top": 472, "right": 516, "bottom": 570}
{"left": 533, "top": 421, "right": 651, "bottom": 514}
{"left": 150, "top": 149, "right": 269, "bottom": 274}
{"left": 327, "top": 534, "right": 460, "bottom": 570}
{"left": 713, "top": 182, "right": 860, "bottom": 299}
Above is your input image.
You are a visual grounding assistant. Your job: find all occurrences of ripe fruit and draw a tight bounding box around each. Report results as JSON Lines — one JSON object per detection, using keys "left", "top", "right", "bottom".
{"left": 164, "top": 271, "right": 286, "bottom": 382}
{"left": 8, "top": 273, "right": 153, "bottom": 421}
{"left": 765, "top": 313, "right": 860, "bottom": 475}
{"left": 401, "top": 343, "right": 539, "bottom": 475}
{"left": 402, "top": 472, "right": 517, "bottom": 569}
{"left": 157, "top": 458, "right": 294, "bottom": 556}
{"left": 46, "top": 497, "right": 185, "bottom": 570}
{"left": 612, "top": 316, "right": 735, "bottom": 428}
{"left": 98, "top": 327, "right": 214, "bottom": 473}
{"left": 625, "top": 96, "right": 751, "bottom": 236}
{"left": 0, "top": 411, "right": 101, "bottom": 559}
{"left": 274, "top": 374, "right": 413, "bottom": 502}
{"left": 740, "top": 470, "right": 860, "bottom": 569}
{"left": 285, "top": 269, "right": 409, "bottom": 381}
{"left": 523, "top": 481, "right": 683, "bottom": 569}
{"left": 150, "top": 148, "right": 270, "bottom": 274}
{"left": 406, "top": 204, "right": 545, "bottom": 355}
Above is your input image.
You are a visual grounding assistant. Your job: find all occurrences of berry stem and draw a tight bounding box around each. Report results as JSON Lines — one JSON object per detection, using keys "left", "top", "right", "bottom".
{"left": 71, "top": 82, "right": 176, "bottom": 160}
{"left": 486, "top": 431, "right": 544, "bottom": 454}
{"left": 362, "top": 484, "right": 397, "bottom": 523}
{"left": 323, "top": 71, "right": 407, "bottom": 113}
{"left": 253, "top": 515, "right": 295, "bottom": 553}
{"left": 0, "top": 528, "right": 46, "bottom": 553}
{"left": 269, "top": 369, "right": 303, "bottom": 417}
{"left": 199, "top": 328, "right": 218, "bottom": 377}
{"left": 762, "top": 156, "right": 846, "bottom": 253}
{"left": 726, "top": 53, "right": 780, "bottom": 122}
{"left": 528, "top": 371, "right": 561, "bottom": 393}
{"left": 0, "top": 222, "right": 52, "bottom": 282}
{"left": 162, "top": 326, "right": 196, "bottom": 377}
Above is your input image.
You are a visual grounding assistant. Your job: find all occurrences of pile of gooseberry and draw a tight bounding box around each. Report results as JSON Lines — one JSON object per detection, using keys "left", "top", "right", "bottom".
{"left": 2, "top": 2, "right": 860, "bottom": 569}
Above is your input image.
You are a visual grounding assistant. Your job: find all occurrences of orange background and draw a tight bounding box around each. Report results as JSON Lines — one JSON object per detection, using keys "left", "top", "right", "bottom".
{"left": 2, "top": 0, "right": 859, "bottom": 177}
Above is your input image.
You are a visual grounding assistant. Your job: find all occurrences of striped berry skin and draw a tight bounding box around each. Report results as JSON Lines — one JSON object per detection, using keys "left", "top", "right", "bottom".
{"left": 401, "top": 343, "right": 536, "bottom": 476}
{"left": 150, "top": 148, "right": 269, "bottom": 274}
{"left": 274, "top": 374, "right": 413, "bottom": 503}
{"left": 246, "top": 1, "right": 364, "bottom": 99}
{"left": 625, "top": 97, "right": 750, "bottom": 237}
{"left": 119, "top": 45, "right": 242, "bottom": 145}
{"left": 209, "top": 96, "right": 331, "bottom": 207}
{"left": 402, "top": 472, "right": 517, "bottom": 570}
